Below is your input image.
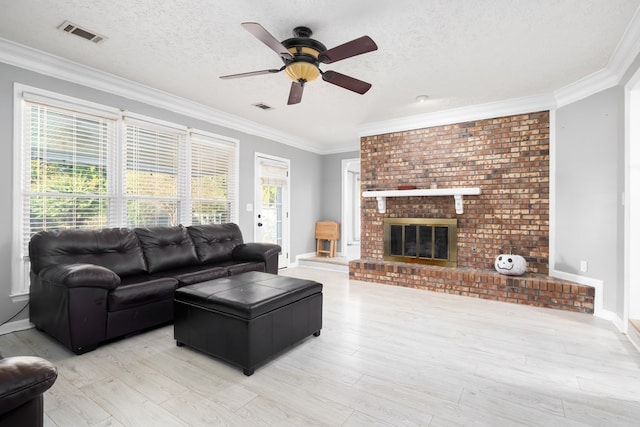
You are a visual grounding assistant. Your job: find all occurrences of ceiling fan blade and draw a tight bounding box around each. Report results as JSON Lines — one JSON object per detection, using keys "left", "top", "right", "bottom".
{"left": 287, "top": 81, "right": 304, "bottom": 105}
{"left": 220, "top": 68, "right": 283, "bottom": 79}
{"left": 318, "top": 36, "right": 378, "bottom": 64}
{"left": 241, "top": 22, "right": 293, "bottom": 60}
{"left": 322, "top": 71, "right": 372, "bottom": 94}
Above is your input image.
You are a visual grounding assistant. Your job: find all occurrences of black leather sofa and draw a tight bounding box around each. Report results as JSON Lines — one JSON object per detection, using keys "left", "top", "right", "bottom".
{"left": 29, "top": 223, "right": 281, "bottom": 354}
{"left": 0, "top": 354, "right": 58, "bottom": 427}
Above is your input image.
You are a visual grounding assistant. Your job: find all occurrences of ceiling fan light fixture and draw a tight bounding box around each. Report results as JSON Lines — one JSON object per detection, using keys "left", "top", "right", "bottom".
{"left": 224, "top": 22, "right": 378, "bottom": 104}
{"left": 285, "top": 62, "right": 320, "bottom": 83}
{"left": 288, "top": 46, "right": 321, "bottom": 58}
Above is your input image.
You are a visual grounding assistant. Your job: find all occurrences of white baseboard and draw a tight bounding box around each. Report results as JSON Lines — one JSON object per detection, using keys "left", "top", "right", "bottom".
{"left": 549, "top": 270, "right": 634, "bottom": 351}
{"left": 627, "top": 322, "right": 640, "bottom": 352}
{"left": 287, "top": 252, "right": 315, "bottom": 268}
{"left": 595, "top": 310, "right": 626, "bottom": 333}
{"left": 291, "top": 252, "right": 320, "bottom": 268}
{"left": 612, "top": 315, "right": 626, "bottom": 333}
{"left": 294, "top": 251, "right": 349, "bottom": 272}
{"left": 296, "top": 252, "right": 325, "bottom": 259}
{"left": 599, "top": 310, "right": 620, "bottom": 325}
{"left": 298, "top": 260, "right": 348, "bottom": 273}
{"left": 0, "top": 318, "right": 34, "bottom": 336}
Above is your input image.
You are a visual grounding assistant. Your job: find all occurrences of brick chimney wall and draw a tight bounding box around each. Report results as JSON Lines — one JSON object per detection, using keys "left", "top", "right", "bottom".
{"left": 351, "top": 110, "right": 595, "bottom": 313}
{"left": 359, "top": 111, "right": 550, "bottom": 273}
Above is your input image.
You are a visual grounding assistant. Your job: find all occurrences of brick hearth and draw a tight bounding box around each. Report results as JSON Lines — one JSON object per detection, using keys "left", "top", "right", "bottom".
{"left": 352, "top": 111, "right": 595, "bottom": 314}
{"left": 349, "top": 260, "right": 594, "bottom": 313}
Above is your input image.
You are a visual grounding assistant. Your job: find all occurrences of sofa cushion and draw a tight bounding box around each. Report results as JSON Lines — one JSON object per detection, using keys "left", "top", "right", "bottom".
{"left": 108, "top": 275, "right": 179, "bottom": 311}
{"left": 226, "top": 261, "right": 265, "bottom": 276}
{"left": 213, "top": 260, "right": 266, "bottom": 275}
{"left": 134, "top": 225, "right": 199, "bottom": 274}
{"left": 28, "top": 228, "right": 147, "bottom": 277}
{"left": 187, "top": 223, "right": 244, "bottom": 264}
{"left": 151, "top": 265, "right": 229, "bottom": 287}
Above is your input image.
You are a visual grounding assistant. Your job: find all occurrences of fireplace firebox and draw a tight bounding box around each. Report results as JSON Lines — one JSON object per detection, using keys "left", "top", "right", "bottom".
{"left": 383, "top": 218, "right": 457, "bottom": 267}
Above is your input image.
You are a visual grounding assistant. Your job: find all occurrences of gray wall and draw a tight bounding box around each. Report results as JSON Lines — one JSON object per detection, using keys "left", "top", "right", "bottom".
{"left": 321, "top": 151, "right": 359, "bottom": 251}
{"left": 3, "top": 56, "right": 637, "bottom": 327}
{"left": 0, "top": 62, "right": 322, "bottom": 325}
{"left": 555, "top": 86, "right": 625, "bottom": 313}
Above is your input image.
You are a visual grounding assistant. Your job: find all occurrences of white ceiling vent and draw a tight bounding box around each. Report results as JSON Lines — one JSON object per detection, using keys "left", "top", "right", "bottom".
{"left": 253, "top": 103, "right": 274, "bottom": 111}
{"left": 58, "top": 21, "right": 106, "bottom": 44}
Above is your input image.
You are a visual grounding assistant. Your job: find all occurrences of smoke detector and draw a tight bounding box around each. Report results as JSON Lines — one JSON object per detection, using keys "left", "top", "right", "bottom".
{"left": 58, "top": 21, "right": 106, "bottom": 44}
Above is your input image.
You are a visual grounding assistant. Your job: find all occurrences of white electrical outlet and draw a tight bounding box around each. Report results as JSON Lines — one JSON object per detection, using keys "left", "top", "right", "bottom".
{"left": 580, "top": 260, "right": 588, "bottom": 273}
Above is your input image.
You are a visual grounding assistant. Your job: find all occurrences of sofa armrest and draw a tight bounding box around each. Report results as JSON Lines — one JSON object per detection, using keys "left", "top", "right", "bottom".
{"left": 232, "top": 243, "right": 281, "bottom": 274}
{"left": 0, "top": 356, "right": 57, "bottom": 415}
{"left": 39, "top": 263, "right": 121, "bottom": 290}
{"left": 232, "top": 243, "right": 281, "bottom": 262}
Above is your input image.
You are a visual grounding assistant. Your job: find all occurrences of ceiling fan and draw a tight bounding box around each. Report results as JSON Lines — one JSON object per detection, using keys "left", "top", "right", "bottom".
{"left": 220, "top": 22, "right": 378, "bottom": 105}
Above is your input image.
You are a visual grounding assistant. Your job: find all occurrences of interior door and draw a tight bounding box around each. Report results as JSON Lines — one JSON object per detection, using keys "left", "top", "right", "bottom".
{"left": 255, "top": 154, "right": 290, "bottom": 268}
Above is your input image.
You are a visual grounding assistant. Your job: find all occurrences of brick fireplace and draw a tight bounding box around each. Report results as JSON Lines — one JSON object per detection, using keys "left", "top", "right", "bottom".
{"left": 349, "top": 111, "right": 595, "bottom": 313}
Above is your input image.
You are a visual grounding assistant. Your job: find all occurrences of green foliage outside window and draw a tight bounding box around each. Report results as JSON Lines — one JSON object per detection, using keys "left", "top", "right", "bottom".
{"left": 29, "top": 160, "right": 108, "bottom": 233}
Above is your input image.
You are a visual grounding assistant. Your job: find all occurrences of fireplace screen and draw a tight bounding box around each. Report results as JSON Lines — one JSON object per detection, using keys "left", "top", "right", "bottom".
{"left": 384, "top": 218, "right": 457, "bottom": 267}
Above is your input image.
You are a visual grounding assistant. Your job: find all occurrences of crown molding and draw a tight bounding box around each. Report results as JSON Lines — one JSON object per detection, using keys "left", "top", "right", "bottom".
{"left": 553, "top": 68, "right": 619, "bottom": 108}
{"left": 358, "top": 7, "right": 640, "bottom": 138}
{"left": 321, "top": 141, "right": 361, "bottom": 155}
{"left": 554, "top": 8, "right": 640, "bottom": 108}
{"left": 3, "top": 3, "right": 640, "bottom": 154}
{"left": 609, "top": 5, "right": 640, "bottom": 82}
{"left": 0, "top": 38, "right": 324, "bottom": 154}
{"left": 358, "top": 93, "right": 556, "bottom": 137}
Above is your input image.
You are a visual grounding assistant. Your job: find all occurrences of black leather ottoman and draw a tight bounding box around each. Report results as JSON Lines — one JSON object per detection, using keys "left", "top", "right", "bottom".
{"left": 174, "top": 271, "right": 322, "bottom": 375}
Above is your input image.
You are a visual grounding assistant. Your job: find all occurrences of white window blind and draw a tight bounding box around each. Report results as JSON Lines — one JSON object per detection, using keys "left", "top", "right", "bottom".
{"left": 14, "top": 87, "right": 239, "bottom": 297}
{"left": 123, "top": 119, "right": 186, "bottom": 227}
{"left": 259, "top": 159, "right": 289, "bottom": 187}
{"left": 22, "top": 101, "right": 115, "bottom": 255}
{"left": 190, "top": 133, "right": 237, "bottom": 225}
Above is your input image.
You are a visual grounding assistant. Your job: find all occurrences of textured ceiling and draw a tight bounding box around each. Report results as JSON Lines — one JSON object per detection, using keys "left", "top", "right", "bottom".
{"left": 0, "top": 0, "right": 639, "bottom": 152}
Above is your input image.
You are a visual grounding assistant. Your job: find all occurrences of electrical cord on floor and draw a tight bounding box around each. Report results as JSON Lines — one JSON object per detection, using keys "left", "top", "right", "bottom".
{"left": 0, "top": 302, "right": 29, "bottom": 328}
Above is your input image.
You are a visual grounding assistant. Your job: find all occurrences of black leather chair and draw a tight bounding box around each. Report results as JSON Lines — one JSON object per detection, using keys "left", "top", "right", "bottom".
{"left": 0, "top": 354, "right": 58, "bottom": 427}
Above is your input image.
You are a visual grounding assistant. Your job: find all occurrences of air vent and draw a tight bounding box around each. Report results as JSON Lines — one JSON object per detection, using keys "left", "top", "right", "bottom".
{"left": 253, "top": 103, "right": 274, "bottom": 111}
{"left": 58, "top": 21, "right": 106, "bottom": 44}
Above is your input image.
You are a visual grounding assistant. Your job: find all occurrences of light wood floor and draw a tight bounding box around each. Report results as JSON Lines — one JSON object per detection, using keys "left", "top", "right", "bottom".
{"left": 2, "top": 267, "right": 640, "bottom": 426}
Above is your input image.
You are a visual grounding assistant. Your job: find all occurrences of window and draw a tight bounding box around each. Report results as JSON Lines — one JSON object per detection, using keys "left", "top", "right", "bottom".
{"left": 22, "top": 101, "right": 115, "bottom": 240}
{"left": 123, "top": 119, "right": 185, "bottom": 227}
{"left": 190, "top": 132, "right": 238, "bottom": 225}
{"left": 13, "top": 86, "right": 239, "bottom": 296}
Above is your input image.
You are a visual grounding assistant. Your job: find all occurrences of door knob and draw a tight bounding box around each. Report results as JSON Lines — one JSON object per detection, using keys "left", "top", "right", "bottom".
{"left": 257, "top": 222, "right": 263, "bottom": 227}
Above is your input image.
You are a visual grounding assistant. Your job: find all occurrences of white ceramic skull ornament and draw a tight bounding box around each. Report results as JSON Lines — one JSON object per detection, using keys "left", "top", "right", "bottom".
{"left": 494, "top": 254, "right": 526, "bottom": 276}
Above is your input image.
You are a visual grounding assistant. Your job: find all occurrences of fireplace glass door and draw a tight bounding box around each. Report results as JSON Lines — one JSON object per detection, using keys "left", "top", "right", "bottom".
{"left": 384, "top": 218, "right": 457, "bottom": 267}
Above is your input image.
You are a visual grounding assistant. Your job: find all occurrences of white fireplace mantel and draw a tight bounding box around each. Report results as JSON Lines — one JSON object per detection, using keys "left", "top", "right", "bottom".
{"left": 362, "top": 187, "right": 481, "bottom": 214}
